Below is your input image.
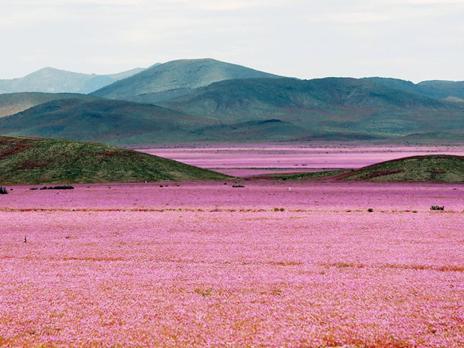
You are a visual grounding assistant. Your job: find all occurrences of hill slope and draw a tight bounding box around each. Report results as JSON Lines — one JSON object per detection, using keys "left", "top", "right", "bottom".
{"left": 417, "top": 80, "right": 464, "bottom": 101}
{"left": 1, "top": 76, "right": 463, "bottom": 145}
{"left": 0, "top": 92, "right": 96, "bottom": 117}
{"left": 92, "top": 59, "right": 279, "bottom": 101}
{"left": 366, "top": 78, "right": 464, "bottom": 101}
{"left": 160, "top": 77, "right": 464, "bottom": 140}
{"left": 0, "top": 136, "right": 227, "bottom": 184}
{"left": 271, "top": 155, "right": 464, "bottom": 183}
{"left": 0, "top": 98, "right": 218, "bottom": 145}
{"left": 342, "top": 155, "right": 464, "bottom": 183}
{"left": 0, "top": 67, "right": 144, "bottom": 94}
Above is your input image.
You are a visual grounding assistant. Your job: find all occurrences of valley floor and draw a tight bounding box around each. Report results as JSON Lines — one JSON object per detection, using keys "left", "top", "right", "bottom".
{"left": 139, "top": 144, "right": 464, "bottom": 176}
{"left": 1, "top": 182, "right": 463, "bottom": 347}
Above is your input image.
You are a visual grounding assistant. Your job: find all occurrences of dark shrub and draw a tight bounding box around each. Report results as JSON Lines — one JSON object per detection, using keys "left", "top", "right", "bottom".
{"left": 0, "top": 187, "right": 8, "bottom": 195}
{"left": 430, "top": 205, "right": 445, "bottom": 211}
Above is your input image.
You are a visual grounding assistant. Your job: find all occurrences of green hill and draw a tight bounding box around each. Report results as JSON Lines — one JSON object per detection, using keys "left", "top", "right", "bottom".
{"left": 417, "top": 80, "right": 464, "bottom": 100}
{"left": 0, "top": 67, "right": 144, "bottom": 94}
{"left": 192, "top": 119, "right": 307, "bottom": 141}
{"left": 0, "top": 92, "right": 96, "bottom": 117}
{"left": 2, "top": 75, "right": 464, "bottom": 145}
{"left": 342, "top": 155, "right": 464, "bottom": 183}
{"left": 159, "top": 77, "right": 464, "bottom": 140}
{"left": 0, "top": 98, "right": 218, "bottom": 145}
{"left": 365, "top": 78, "right": 464, "bottom": 101}
{"left": 92, "top": 59, "right": 279, "bottom": 100}
{"left": 0, "top": 136, "right": 227, "bottom": 184}
{"left": 272, "top": 155, "right": 464, "bottom": 183}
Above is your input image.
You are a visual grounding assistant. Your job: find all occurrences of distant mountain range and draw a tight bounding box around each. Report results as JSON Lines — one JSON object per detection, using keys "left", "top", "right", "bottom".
{"left": 92, "top": 58, "right": 280, "bottom": 100}
{"left": 0, "top": 98, "right": 219, "bottom": 144}
{"left": 0, "top": 67, "right": 144, "bottom": 94}
{"left": 0, "top": 92, "right": 97, "bottom": 117}
{"left": 0, "top": 58, "right": 463, "bottom": 144}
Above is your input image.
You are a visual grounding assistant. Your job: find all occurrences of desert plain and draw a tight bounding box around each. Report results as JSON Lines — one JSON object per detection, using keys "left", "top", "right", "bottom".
{"left": 1, "top": 145, "right": 463, "bottom": 347}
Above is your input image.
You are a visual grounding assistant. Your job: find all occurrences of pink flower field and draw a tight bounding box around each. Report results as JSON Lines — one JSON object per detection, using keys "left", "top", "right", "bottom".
{"left": 1, "top": 182, "right": 463, "bottom": 347}
{"left": 140, "top": 145, "right": 464, "bottom": 176}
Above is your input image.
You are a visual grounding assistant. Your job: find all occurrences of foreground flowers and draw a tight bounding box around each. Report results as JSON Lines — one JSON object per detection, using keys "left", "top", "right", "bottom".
{"left": 0, "top": 183, "right": 463, "bottom": 347}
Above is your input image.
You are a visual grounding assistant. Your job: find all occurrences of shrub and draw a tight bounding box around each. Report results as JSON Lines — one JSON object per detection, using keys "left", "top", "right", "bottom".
{"left": 39, "top": 185, "right": 75, "bottom": 190}
{"left": 430, "top": 205, "right": 445, "bottom": 211}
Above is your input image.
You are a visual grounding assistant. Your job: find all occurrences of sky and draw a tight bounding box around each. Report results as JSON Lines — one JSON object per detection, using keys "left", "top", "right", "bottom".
{"left": 1, "top": 0, "right": 463, "bottom": 82}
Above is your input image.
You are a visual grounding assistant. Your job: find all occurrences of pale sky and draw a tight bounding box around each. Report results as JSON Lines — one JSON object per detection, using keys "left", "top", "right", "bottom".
{"left": 1, "top": 0, "right": 463, "bottom": 82}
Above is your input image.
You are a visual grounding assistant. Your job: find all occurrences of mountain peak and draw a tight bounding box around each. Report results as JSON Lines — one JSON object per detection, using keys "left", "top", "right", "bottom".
{"left": 92, "top": 58, "right": 280, "bottom": 99}
{"left": 0, "top": 67, "right": 145, "bottom": 94}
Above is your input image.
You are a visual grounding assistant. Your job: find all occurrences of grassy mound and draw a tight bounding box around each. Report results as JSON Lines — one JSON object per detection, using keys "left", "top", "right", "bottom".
{"left": 0, "top": 136, "right": 228, "bottom": 184}
{"left": 269, "top": 155, "right": 464, "bottom": 183}
{"left": 344, "top": 155, "right": 464, "bottom": 183}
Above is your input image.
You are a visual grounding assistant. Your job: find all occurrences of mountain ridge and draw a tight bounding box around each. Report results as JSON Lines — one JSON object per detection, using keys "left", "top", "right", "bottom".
{"left": 0, "top": 67, "right": 145, "bottom": 94}
{"left": 92, "top": 58, "right": 280, "bottom": 100}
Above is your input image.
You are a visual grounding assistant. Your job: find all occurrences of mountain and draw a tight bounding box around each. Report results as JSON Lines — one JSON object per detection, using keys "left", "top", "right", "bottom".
{"left": 159, "top": 77, "right": 464, "bottom": 139}
{"left": 1, "top": 75, "right": 463, "bottom": 145}
{"left": 365, "top": 78, "right": 464, "bottom": 101}
{"left": 0, "top": 135, "right": 227, "bottom": 184}
{"left": 417, "top": 80, "right": 464, "bottom": 101}
{"left": 0, "top": 67, "right": 144, "bottom": 94}
{"left": 191, "top": 119, "right": 307, "bottom": 141}
{"left": 92, "top": 58, "right": 280, "bottom": 101}
{"left": 0, "top": 98, "right": 218, "bottom": 145}
{"left": 0, "top": 92, "right": 96, "bottom": 117}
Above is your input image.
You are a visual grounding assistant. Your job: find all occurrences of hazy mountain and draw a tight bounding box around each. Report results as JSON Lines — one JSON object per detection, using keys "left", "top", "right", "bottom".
{"left": 364, "top": 78, "right": 464, "bottom": 101}
{"left": 159, "top": 77, "right": 464, "bottom": 139}
{"left": 417, "top": 80, "right": 464, "bottom": 100}
{"left": 0, "top": 67, "right": 144, "bottom": 94}
{"left": 0, "top": 98, "right": 218, "bottom": 145}
{"left": 0, "top": 92, "right": 96, "bottom": 117}
{"left": 1, "top": 74, "right": 463, "bottom": 144}
{"left": 92, "top": 58, "right": 280, "bottom": 100}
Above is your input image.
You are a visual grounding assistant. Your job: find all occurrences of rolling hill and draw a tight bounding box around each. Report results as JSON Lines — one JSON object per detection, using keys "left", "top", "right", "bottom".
{"left": 342, "top": 155, "right": 464, "bottom": 183}
{"left": 365, "top": 78, "right": 464, "bottom": 101}
{"left": 0, "top": 67, "right": 144, "bottom": 94}
{"left": 272, "top": 155, "right": 464, "bottom": 183}
{"left": 417, "top": 80, "right": 464, "bottom": 101}
{"left": 159, "top": 77, "right": 464, "bottom": 140}
{"left": 0, "top": 136, "right": 227, "bottom": 184}
{"left": 92, "top": 58, "right": 280, "bottom": 101}
{"left": 0, "top": 92, "right": 97, "bottom": 117}
{"left": 0, "top": 98, "right": 219, "bottom": 145}
{"left": 1, "top": 67, "right": 463, "bottom": 144}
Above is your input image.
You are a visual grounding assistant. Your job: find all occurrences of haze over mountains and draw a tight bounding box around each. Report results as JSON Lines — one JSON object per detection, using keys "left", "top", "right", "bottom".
{"left": 0, "top": 58, "right": 463, "bottom": 145}
{"left": 0, "top": 67, "right": 144, "bottom": 94}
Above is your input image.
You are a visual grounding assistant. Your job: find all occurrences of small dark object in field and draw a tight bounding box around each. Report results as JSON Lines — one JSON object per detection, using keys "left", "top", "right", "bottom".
{"left": 232, "top": 184, "right": 245, "bottom": 188}
{"left": 0, "top": 187, "right": 8, "bottom": 195}
{"left": 39, "top": 185, "right": 74, "bottom": 190}
{"left": 24, "top": 236, "right": 27, "bottom": 243}
{"left": 367, "top": 208, "right": 374, "bottom": 213}
{"left": 430, "top": 205, "right": 445, "bottom": 211}
{"left": 51, "top": 185, "right": 74, "bottom": 190}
